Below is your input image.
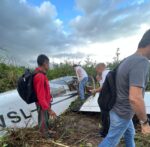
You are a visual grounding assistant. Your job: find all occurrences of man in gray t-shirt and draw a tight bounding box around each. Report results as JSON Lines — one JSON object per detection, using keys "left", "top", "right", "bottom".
{"left": 99, "top": 30, "right": 150, "bottom": 147}
{"left": 113, "top": 54, "right": 149, "bottom": 119}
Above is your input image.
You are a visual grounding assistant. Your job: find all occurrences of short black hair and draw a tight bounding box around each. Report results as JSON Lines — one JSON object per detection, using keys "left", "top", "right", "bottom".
{"left": 138, "top": 29, "right": 150, "bottom": 49}
{"left": 37, "top": 54, "right": 49, "bottom": 66}
{"left": 73, "top": 64, "right": 79, "bottom": 68}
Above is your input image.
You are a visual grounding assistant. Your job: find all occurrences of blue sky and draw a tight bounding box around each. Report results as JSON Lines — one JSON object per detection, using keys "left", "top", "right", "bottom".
{"left": 0, "top": 0, "right": 150, "bottom": 65}
{"left": 27, "top": 0, "right": 81, "bottom": 32}
{"left": 116, "top": 0, "right": 149, "bottom": 10}
{"left": 26, "top": 0, "right": 149, "bottom": 34}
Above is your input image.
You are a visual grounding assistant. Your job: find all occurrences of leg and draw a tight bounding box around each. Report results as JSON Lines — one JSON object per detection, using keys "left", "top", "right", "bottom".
{"left": 79, "top": 77, "right": 88, "bottom": 100}
{"left": 79, "top": 80, "right": 84, "bottom": 100}
{"left": 99, "top": 111, "right": 132, "bottom": 147}
{"left": 37, "top": 105, "right": 50, "bottom": 138}
{"left": 124, "top": 120, "right": 135, "bottom": 147}
{"left": 100, "top": 111, "right": 110, "bottom": 137}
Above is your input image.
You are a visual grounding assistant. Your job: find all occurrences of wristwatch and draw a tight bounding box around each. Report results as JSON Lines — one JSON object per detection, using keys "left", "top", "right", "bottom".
{"left": 140, "top": 118, "right": 149, "bottom": 125}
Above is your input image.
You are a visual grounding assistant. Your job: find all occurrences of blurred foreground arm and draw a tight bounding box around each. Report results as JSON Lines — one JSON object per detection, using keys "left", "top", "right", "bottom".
{"left": 129, "top": 86, "right": 150, "bottom": 134}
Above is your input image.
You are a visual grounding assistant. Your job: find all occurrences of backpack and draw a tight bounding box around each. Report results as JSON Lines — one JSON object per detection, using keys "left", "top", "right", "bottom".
{"left": 17, "top": 69, "right": 43, "bottom": 104}
{"left": 98, "top": 63, "right": 122, "bottom": 112}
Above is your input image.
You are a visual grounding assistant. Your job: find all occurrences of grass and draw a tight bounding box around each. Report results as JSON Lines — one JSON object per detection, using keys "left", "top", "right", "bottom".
{"left": 1, "top": 54, "right": 150, "bottom": 146}
{"left": 1, "top": 100, "right": 150, "bottom": 147}
{"left": 0, "top": 61, "right": 96, "bottom": 93}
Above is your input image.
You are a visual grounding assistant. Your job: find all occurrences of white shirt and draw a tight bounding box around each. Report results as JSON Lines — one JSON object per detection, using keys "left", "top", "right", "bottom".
{"left": 99, "top": 69, "right": 110, "bottom": 87}
{"left": 75, "top": 66, "right": 88, "bottom": 81}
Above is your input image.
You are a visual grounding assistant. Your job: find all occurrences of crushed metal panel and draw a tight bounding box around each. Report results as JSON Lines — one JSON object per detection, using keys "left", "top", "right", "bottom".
{"left": 144, "top": 92, "right": 150, "bottom": 114}
{"left": 80, "top": 93, "right": 100, "bottom": 112}
{"left": 50, "top": 83, "right": 67, "bottom": 98}
{"left": 0, "top": 76, "right": 78, "bottom": 134}
{"left": 80, "top": 92, "right": 150, "bottom": 114}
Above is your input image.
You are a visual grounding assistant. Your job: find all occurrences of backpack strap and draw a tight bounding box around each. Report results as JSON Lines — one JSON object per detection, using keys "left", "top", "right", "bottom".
{"left": 114, "top": 58, "right": 126, "bottom": 72}
{"left": 33, "top": 70, "right": 47, "bottom": 89}
{"left": 33, "top": 70, "right": 46, "bottom": 76}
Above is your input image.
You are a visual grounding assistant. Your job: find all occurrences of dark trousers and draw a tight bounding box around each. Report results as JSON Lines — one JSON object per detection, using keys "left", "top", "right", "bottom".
{"left": 36, "top": 105, "right": 50, "bottom": 138}
{"left": 100, "top": 110, "right": 110, "bottom": 137}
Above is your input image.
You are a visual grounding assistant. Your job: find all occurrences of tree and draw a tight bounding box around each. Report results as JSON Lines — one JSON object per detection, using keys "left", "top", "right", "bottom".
{"left": 107, "top": 48, "right": 120, "bottom": 70}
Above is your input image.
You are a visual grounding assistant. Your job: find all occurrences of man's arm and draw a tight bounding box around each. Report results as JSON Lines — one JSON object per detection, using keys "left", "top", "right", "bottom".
{"left": 34, "top": 74, "right": 56, "bottom": 117}
{"left": 129, "top": 86, "right": 147, "bottom": 122}
{"left": 34, "top": 74, "right": 49, "bottom": 110}
{"left": 129, "top": 59, "right": 149, "bottom": 121}
{"left": 129, "top": 59, "right": 150, "bottom": 134}
{"left": 129, "top": 86, "right": 150, "bottom": 134}
{"left": 91, "top": 87, "right": 102, "bottom": 94}
{"left": 91, "top": 77, "right": 104, "bottom": 94}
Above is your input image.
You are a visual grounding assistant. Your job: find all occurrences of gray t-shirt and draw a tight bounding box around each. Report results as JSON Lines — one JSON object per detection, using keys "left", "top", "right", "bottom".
{"left": 112, "top": 54, "right": 149, "bottom": 119}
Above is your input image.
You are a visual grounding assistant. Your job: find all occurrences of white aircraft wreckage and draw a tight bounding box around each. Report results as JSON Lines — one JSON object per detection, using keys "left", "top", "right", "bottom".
{"left": 1, "top": 75, "right": 150, "bottom": 136}
{"left": 0, "top": 76, "right": 78, "bottom": 135}
{"left": 80, "top": 92, "right": 150, "bottom": 114}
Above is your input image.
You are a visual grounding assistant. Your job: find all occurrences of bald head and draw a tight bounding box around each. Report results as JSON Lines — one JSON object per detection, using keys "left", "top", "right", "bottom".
{"left": 96, "top": 63, "right": 106, "bottom": 68}
{"left": 96, "top": 63, "right": 106, "bottom": 74}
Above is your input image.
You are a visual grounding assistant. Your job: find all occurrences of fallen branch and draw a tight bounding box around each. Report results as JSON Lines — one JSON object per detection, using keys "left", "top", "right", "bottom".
{"left": 30, "top": 139, "right": 69, "bottom": 147}
{"left": 73, "top": 134, "right": 91, "bottom": 145}
{"left": 51, "top": 140, "right": 70, "bottom": 147}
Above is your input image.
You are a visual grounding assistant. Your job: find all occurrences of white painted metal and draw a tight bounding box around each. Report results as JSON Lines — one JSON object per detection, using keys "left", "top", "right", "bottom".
{"left": 0, "top": 76, "right": 78, "bottom": 135}
{"left": 80, "top": 92, "right": 150, "bottom": 114}
{"left": 80, "top": 93, "right": 100, "bottom": 112}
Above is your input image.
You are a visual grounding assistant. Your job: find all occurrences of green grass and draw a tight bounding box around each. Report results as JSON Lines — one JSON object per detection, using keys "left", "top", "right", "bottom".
{"left": 0, "top": 61, "right": 96, "bottom": 93}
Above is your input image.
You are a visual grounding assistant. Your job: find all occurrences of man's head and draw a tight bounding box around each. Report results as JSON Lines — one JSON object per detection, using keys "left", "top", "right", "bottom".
{"left": 37, "top": 54, "right": 49, "bottom": 71}
{"left": 73, "top": 64, "right": 79, "bottom": 70}
{"left": 96, "top": 63, "right": 106, "bottom": 74}
{"left": 138, "top": 29, "right": 150, "bottom": 59}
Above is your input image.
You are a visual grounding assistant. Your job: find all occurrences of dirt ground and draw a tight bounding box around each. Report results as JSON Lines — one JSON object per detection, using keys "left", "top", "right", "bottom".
{"left": 1, "top": 109, "right": 150, "bottom": 147}
{"left": 53, "top": 111, "right": 101, "bottom": 147}
{"left": 40, "top": 111, "right": 150, "bottom": 147}
{"left": 0, "top": 111, "right": 105, "bottom": 147}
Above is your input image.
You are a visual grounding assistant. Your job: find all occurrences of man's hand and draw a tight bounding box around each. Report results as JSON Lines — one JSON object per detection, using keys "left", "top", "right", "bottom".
{"left": 89, "top": 89, "right": 96, "bottom": 94}
{"left": 90, "top": 87, "right": 101, "bottom": 94}
{"left": 141, "top": 123, "right": 150, "bottom": 135}
{"left": 48, "top": 109, "right": 57, "bottom": 119}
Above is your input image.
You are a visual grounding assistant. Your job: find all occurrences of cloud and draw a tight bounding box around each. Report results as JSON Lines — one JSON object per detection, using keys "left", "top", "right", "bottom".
{"left": 51, "top": 52, "right": 94, "bottom": 59}
{"left": 1, "top": 0, "right": 150, "bottom": 66}
{"left": 70, "top": 0, "right": 150, "bottom": 42}
{"left": 0, "top": 0, "right": 70, "bottom": 65}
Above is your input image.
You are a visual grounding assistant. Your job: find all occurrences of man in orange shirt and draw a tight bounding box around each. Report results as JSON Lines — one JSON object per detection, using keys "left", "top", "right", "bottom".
{"left": 33, "top": 54, "right": 56, "bottom": 138}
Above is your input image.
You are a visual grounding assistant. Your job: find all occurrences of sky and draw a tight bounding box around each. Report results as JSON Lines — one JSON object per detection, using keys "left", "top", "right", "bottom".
{"left": 0, "top": 0, "right": 150, "bottom": 66}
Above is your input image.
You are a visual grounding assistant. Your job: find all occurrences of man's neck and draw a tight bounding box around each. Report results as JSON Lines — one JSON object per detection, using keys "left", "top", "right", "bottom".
{"left": 102, "top": 68, "right": 106, "bottom": 72}
{"left": 38, "top": 66, "right": 46, "bottom": 73}
{"left": 135, "top": 49, "right": 148, "bottom": 59}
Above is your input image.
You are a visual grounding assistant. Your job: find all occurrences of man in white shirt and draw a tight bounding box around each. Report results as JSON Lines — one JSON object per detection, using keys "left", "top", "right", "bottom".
{"left": 91, "top": 63, "right": 110, "bottom": 137}
{"left": 99, "top": 68, "right": 110, "bottom": 87}
{"left": 73, "top": 65, "right": 88, "bottom": 100}
{"left": 91, "top": 63, "right": 110, "bottom": 93}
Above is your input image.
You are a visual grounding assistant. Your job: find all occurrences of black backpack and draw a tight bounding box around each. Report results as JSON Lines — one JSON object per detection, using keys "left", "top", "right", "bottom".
{"left": 98, "top": 64, "right": 121, "bottom": 112}
{"left": 17, "top": 69, "right": 43, "bottom": 104}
